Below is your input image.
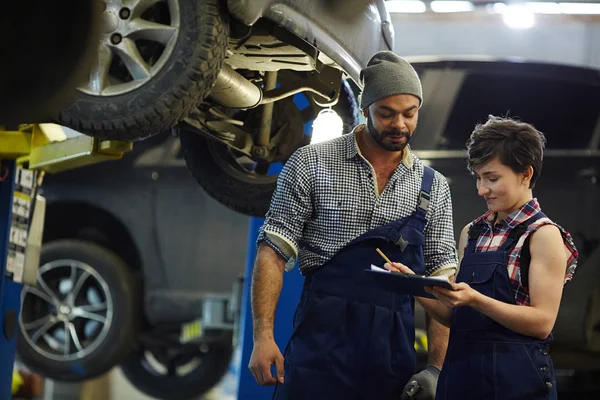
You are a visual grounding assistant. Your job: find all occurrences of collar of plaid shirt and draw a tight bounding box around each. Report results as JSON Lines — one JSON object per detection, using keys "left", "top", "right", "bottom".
{"left": 476, "top": 198, "right": 541, "bottom": 231}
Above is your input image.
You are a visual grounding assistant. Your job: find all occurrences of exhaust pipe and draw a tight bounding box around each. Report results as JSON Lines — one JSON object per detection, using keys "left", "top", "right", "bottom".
{"left": 209, "top": 65, "right": 339, "bottom": 110}
{"left": 209, "top": 64, "right": 263, "bottom": 109}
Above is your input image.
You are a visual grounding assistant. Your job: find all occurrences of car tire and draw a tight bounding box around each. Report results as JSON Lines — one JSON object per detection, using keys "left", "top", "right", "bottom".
{"left": 17, "top": 240, "right": 140, "bottom": 381}
{"left": 180, "top": 79, "right": 360, "bottom": 217}
{"left": 120, "top": 342, "right": 233, "bottom": 400}
{"left": 56, "top": 0, "right": 229, "bottom": 141}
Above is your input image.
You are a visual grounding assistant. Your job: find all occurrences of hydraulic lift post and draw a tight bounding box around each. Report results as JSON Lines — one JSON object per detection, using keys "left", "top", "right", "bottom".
{"left": 0, "top": 125, "right": 131, "bottom": 399}
{"left": 0, "top": 160, "right": 20, "bottom": 399}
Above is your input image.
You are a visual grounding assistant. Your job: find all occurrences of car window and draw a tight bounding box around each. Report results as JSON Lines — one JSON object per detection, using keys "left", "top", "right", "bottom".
{"left": 441, "top": 72, "right": 600, "bottom": 150}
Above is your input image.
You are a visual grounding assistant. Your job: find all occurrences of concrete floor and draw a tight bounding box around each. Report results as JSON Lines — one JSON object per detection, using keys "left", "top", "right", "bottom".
{"left": 42, "top": 368, "right": 237, "bottom": 400}
{"left": 109, "top": 366, "right": 237, "bottom": 400}
{"left": 41, "top": 348, "right": 240, "bottom": 400}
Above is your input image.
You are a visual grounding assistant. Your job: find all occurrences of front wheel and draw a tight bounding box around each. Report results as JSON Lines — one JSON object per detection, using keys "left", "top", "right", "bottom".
{"left": 17, "top": 240, "right": 140, "bottom": 381}
{"left": 56, "top": 0, "right": 229, "bottom": 140}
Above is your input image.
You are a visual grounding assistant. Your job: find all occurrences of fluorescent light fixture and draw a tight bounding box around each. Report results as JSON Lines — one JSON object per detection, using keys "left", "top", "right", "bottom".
{"left": 431, "top": 1, "right": 475, "bottom": 13}
{"left": 311, "top": 109, "right": 344, "bottom": 144}
{"left": 502, "top": 4, "right": 536, "bottom": 29}
{"left": 386, "top": 0, "right": 427, "bottom": 13}
{"left": 559, "top": 2, "right": 600, "bottom": 14}
{"left": 526, "top": 2, "right": 562, "bottom": 14}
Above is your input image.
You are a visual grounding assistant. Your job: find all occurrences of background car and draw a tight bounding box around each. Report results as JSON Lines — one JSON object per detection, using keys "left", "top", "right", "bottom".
{"left": 16, "top": 131, "right": 250, "bottom": 399}
{"left": 53, "top": 0, "right": 392, "bottom": 217}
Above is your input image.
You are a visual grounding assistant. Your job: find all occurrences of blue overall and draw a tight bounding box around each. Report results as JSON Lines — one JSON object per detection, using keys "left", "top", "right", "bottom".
{"left": 436, "top": 212, "right": 557, "bottom": 400}
{"left": 273, "top": 166, "right": 435, "bottom": 400}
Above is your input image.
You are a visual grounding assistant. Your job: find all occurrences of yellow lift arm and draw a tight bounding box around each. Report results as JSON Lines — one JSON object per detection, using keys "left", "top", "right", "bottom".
{"left": 0, "top": 124, "right": 132, "bottom": 172}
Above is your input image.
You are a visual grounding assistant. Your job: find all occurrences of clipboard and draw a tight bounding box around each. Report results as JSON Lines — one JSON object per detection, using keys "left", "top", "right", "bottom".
{"left": 366, "top": 265, "right": 454, "bottom": 299}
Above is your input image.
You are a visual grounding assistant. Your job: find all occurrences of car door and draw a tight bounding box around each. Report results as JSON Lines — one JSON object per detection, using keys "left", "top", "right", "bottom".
{"left": 145, "top": 136, "right": 249, "bottom": 295}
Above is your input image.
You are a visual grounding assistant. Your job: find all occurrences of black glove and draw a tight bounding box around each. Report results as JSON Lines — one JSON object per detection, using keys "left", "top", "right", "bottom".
{"left": 400, "top": 364, "right": 441, "bottom": 400}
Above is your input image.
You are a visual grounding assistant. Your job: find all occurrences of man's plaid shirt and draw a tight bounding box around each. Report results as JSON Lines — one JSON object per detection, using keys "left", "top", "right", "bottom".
{"left": 468, "top": 198, "right": 579, "bottom": 305}
{"left": 257, "top": 126, "right": 458, "bottom": 276}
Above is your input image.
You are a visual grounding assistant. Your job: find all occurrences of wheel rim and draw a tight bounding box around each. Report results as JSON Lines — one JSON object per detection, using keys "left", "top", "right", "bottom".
{"left": 79, "top": 0, "right": 181, "bottom": 96}
{"left": 19, "top": 260, "right": 114, "bottom": 362}
{"left": 140, "top": 344, "right": 211, "bottom": 378}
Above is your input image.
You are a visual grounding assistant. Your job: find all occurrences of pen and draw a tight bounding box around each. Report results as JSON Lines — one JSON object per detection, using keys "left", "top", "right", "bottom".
{"left": 376, "top": 248, "right": 406, "bottom": 275}
{"left": 376, "top": 248, "right": 393, "bottom": 266}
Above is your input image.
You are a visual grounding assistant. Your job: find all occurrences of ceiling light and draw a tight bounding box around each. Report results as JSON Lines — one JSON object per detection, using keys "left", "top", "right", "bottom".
{"left": 559, "top": 2, "right": 600, "bottom": 14}
{"left": 431, "top": 1, "right": 475, "bottom": 13}
{"left": 490, "top": 2, "right": 508, "bottom": 14}
{"left": 502, "top": 4, "right": 536, "bottom": 29}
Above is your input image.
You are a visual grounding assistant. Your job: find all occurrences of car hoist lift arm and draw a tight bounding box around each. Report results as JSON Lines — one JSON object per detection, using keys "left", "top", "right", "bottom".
{"left": 0, "top": 124, "right": 131, "bottom": 399}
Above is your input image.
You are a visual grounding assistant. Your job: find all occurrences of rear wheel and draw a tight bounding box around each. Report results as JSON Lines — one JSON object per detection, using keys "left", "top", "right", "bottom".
{"left": 57, "top": 0, "right": 229, "bottom": 140}
{"left": 17, "top": 240, "right": 139, "bottom": 381}
{"left": 180, "top": 79, "right": 360, "bottom": 217}
{"left": 120, "top": 340, "right": 233, "bottom": 400}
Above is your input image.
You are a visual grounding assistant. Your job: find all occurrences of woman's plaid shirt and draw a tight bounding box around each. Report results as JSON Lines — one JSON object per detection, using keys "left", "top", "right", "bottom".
{"left": 468, "top": 198, "right": 579, "bottom": 305}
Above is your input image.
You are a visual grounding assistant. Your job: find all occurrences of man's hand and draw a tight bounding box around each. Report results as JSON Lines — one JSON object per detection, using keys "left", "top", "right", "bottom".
{"left": 425, "top": 282, "right": 480, "bottom": 308}
{"left": 248, "top": 337, "right": 285, "bottom": 386}
{"left": 400, "top": 365, "right": 440, "bottom": 400}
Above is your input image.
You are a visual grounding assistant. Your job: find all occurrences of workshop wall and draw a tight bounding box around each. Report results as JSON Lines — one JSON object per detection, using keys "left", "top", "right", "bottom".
{"left": 391, "top": 15, "right": 600, "bottom": 69}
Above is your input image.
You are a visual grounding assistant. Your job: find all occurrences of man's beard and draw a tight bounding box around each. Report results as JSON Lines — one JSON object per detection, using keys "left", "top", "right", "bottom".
{"left": 366, "top": 118, "right": 412, "bottom": 152}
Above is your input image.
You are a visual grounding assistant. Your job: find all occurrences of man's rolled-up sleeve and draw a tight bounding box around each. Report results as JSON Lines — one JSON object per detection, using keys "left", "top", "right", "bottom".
{"left": 257, "top": 147, "right": 314, "bottom": 270}
{"left": 424, "top": 174, "right": 458, "bottom": 277}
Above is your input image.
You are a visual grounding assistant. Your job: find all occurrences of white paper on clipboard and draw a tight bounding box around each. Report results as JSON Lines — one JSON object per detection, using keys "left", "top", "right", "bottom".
{"left": 370, "top": 264, "right": 451, "bottom": 283}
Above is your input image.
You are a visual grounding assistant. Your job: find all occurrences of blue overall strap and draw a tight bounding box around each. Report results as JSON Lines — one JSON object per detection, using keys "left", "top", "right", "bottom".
{"left": 416, "top": 165, "right": 435, "bottom": 218}
{"left": 464, "top": 222, "right": 486, "bottom": 255}
{"left": 498, "top": 211, "right": 547, "bottom": 253}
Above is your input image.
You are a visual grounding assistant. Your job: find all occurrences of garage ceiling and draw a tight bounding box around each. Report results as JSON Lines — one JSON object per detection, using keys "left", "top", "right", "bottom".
{"left": 385, "top": 1, "right": 600, "bottom": 18}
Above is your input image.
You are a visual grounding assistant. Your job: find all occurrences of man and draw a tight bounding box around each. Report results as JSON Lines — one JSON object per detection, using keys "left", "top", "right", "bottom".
{"left": 248, "top": 51, "right": 458, "bottom": 399}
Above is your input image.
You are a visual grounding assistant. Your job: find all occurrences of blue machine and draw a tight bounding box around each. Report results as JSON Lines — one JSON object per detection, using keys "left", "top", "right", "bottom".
{"left": 0, "top": 160, "right": 24, "bottom": 399}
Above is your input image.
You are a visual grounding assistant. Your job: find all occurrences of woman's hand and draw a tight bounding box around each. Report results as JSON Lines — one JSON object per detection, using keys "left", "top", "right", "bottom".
{"left": 425, "top": 283, "right": 480, "bottom": 308}
{"left": 385, "top": 262, "right": 454, "bottom": 328}
{"left": 384, "top": 262, "right": 415, "bottom": 274}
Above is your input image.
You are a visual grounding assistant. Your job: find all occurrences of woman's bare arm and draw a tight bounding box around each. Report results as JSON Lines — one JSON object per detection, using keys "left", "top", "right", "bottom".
{"left": 469, "top": 224, "right": 567, "bottom": 338}
{"left": 429, "top": 224, "right": 567, "bottom": 339}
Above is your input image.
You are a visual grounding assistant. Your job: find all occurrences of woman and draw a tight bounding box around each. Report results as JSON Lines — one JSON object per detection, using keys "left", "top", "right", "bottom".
{"left": 387, "top": 116, "right": 578, "bottom": 400}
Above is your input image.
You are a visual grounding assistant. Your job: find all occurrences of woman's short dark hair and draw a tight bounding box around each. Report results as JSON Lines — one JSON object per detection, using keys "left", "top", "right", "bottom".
{"left": 466, "top": 115, "right": 547, "bottom": 188}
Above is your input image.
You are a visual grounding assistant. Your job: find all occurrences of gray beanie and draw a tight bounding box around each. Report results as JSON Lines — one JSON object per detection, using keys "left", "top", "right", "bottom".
{"left": 359, "top": 51, "right": 423, "bottom": 109}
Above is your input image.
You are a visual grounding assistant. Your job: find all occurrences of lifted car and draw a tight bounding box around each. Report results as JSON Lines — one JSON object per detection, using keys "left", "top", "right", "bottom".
{"left": 55, "top": 0, "right": 392, "bottom": 217}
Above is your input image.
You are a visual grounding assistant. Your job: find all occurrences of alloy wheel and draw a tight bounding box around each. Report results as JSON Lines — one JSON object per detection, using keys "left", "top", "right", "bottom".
{"left": 19, "top": 259, "right": 114, "bottom": 362}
